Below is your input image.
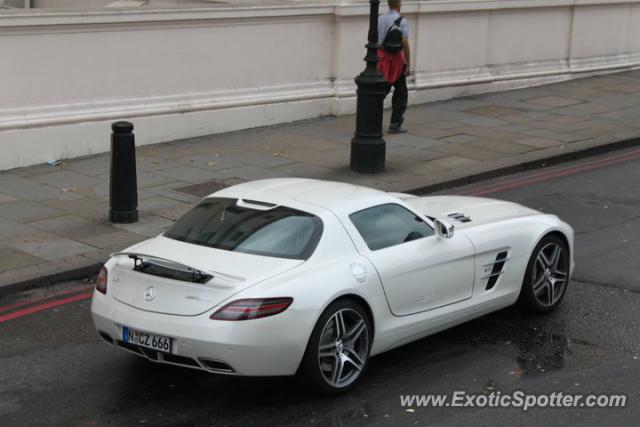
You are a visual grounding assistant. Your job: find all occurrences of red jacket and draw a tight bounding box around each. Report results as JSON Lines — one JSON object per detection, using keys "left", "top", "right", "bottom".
{"left": 377, "top": 49, "right": 406, "bottom": 85}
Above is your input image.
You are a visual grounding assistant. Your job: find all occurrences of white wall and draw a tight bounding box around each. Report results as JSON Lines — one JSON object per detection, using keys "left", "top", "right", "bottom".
{"left": 31, "top": 0, "right": 114, "bottom": 7}
{"left": 2, "top": 0, "right": 640, "bottom": 170}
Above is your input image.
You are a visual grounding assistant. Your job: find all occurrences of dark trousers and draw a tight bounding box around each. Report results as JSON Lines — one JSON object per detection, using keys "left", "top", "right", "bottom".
{"left": 386, "top": 73, "right": 408, "bottom": 127}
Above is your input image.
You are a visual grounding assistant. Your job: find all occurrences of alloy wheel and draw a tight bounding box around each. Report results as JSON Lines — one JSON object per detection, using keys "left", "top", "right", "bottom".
{"left": 317, "top": 308, "right": 369, "bottom": 388}
{"left": 532, "top": 242, "right": 569, "bottom": 307}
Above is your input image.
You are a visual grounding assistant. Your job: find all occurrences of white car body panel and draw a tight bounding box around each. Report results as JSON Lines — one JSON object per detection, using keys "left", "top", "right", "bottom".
{"left": 358, "top": 230, "right": 476, "bottom": 316}
{"left": 404, "top": 195, "right": 541, "bottom": 229}
{"left": 91, "top": 178, "right": 575, "bottom": 376}
{"left": 110, "top": 236, "right": 303, "bottom": 316}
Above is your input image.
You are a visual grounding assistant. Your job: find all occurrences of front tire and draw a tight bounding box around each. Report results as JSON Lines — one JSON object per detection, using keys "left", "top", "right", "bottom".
{"left": 518, "top": 234, "right": 570, "bottom": 314}
{"left": 299, "top": 299, "right": 372, "bottom": 395}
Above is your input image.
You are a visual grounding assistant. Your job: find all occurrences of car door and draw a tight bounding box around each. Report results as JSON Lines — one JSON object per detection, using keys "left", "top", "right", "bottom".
{"left": 348, "top": 203, "right": 476, "bottom": 316}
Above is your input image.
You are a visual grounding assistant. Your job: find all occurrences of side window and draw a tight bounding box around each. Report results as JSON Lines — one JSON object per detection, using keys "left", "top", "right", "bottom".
{"left": 349, "top": 204, "right": 434, "bottom": 251}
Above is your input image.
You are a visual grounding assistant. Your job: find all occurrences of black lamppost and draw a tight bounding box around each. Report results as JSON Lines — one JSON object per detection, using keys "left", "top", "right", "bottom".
{"left": 350, "top": 0, "right": 387, "bottom": 173}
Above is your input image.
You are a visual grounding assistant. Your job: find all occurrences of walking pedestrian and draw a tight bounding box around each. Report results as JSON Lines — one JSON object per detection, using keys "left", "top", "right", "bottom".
{"left": 378, "top": 0, "right": 411, "bottom": 134}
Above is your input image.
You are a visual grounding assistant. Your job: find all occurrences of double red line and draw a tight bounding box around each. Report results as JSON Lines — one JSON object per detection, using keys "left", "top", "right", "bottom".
{"left": 0, "top": 286, "right": 93, "bottom": 324}
{"left": 465, "top": 147, "right": 640, "bottom": 196}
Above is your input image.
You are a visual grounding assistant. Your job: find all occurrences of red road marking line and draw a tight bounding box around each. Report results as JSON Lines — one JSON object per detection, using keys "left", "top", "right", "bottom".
{"left": 466, "top": 148, "right": 640, "bottom": 196}
{"left": 0, "top": 285, "right": 93, "bottom": 314}
{"left": 0, "top": 292, "right": 93, "bottom": 324}
{"left": 466, "top": 148, "right": 640, "bottom": 195}
{"left": 487, "top": 147, "right": 640, "bottom": 188}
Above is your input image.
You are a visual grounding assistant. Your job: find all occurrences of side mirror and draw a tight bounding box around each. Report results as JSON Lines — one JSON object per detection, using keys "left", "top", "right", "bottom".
{"left": 434, "top": 218, "right": 455, "bottom": 239}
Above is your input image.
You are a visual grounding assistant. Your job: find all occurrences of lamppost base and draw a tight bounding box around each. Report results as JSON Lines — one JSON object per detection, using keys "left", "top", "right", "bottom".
{"left": 350, "top": 136, "right": 386, "bottom": 173}
{"left": 349, "top": 0, "right": 387, "bottom": 174}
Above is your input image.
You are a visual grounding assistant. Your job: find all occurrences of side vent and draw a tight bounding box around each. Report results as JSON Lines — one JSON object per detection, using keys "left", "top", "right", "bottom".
{"left": 484, "top": 251, "right": 509, "bottom": 290}
{"left": 447, "top": 212, "right": 472, "bottom": 223}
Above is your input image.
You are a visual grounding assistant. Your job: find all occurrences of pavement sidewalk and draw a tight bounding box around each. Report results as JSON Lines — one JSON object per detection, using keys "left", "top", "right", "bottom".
{"left": 2, "top": 69, "right": 640, "bottom": 293}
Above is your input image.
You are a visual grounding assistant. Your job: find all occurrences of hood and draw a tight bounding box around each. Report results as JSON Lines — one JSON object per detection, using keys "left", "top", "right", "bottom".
{"left": 108, "top": 235, "right": 303, "bottom": 316}
{"left": 406, "top": 196, "right": 540, "bottom": 229}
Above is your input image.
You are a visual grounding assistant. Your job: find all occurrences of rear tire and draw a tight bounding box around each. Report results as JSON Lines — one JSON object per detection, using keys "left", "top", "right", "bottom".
{"left": 518, "top": 234, "right": 570, "bottom": 314}
{"left": 299, "top": 299, "right": 372, "bottom": 395}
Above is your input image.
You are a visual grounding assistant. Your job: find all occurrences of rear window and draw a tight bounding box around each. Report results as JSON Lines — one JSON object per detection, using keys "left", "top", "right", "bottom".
{"left": 164, "top": 198, "right": 323, "bottom": 260}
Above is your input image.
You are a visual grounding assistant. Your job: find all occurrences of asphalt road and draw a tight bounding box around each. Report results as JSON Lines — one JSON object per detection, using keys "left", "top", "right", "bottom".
{"left": 2, "top": 149, "right": 640, "bottom": 427}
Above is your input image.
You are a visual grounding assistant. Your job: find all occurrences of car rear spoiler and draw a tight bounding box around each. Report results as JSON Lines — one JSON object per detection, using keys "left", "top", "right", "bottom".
{"left": 110, "top": 252, "right": 214, "bottom": 284}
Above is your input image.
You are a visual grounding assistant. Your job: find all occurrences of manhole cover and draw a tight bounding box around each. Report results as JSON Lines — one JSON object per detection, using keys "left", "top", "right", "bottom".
{"left": 174, "top": 178, "right": 245, "bottom": 197}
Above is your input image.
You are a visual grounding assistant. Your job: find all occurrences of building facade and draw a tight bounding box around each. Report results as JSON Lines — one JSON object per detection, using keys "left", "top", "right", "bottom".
{"left": 2, "top": 0, "right": 640, "bottom": 170}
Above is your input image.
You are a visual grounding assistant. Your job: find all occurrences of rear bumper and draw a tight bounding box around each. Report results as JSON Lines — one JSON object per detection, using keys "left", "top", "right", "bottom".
{"left": 91, "top": 290, "right": 310, "bottom": 376}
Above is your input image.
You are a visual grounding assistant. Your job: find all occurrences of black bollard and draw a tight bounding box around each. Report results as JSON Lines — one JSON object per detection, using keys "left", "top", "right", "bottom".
{"left": 109, "top": 121, "right": 138, "bottom": 223}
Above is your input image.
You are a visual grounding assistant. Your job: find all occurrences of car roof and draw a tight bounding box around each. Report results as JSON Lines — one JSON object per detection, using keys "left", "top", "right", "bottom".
{"left": 211, "top": 178, "right": 394, "bottom": 214}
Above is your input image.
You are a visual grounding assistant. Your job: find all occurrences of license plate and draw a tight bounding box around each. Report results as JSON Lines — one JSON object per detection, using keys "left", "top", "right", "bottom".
{"left": 123, "top": 326, "right": 172, "bottom": 353}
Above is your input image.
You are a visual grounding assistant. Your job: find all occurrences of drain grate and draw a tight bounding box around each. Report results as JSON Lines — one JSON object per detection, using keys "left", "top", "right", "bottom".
{"left": 174, "top": 178, "right": 245, "bottom": 197}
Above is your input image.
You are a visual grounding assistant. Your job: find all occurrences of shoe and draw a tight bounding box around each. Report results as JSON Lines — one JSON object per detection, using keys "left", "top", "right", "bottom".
{"left": 389, "top": 125, "right": 408, "bottom": 134}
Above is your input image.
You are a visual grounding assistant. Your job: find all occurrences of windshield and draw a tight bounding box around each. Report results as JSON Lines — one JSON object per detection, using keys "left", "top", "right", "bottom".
{"left": 164, "top": 198, "right": 323, "bottom": 260}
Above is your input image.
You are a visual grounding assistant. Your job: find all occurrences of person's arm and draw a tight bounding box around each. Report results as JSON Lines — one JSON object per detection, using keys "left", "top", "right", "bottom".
{"left": 402, "top": 37, "right": 411, "bottom": 76}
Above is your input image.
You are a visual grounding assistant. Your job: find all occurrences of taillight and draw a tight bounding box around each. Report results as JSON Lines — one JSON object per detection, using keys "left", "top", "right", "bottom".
{"left": 96, "top": 266, "right": 108, "bottom": 294}
{"left": 210, "top": 298, "right": 293, "bottom": 321}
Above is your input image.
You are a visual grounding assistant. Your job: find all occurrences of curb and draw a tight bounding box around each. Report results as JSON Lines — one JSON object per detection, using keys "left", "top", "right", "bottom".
{"left": 407, "top": 135, "right": 640, "bottom": 195}
{"left": 3, "top": 134, "right": 640, "bottom": 297}
{"left": 0, "top": 263, "right": 102, "bottom": 298}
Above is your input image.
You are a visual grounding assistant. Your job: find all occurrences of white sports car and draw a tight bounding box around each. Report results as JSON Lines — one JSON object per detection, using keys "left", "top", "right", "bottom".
{"left": 91, "top": 178, "right": 574, "bottom": 393}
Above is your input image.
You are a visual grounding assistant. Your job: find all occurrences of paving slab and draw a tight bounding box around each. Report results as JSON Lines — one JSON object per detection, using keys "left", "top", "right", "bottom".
{"left": 439, "top": 134, "right": 479, "bottom": 144}
{"left": 9, "top": 234, "right": 96, "bottom": 262}
{"left": 112, "top": 213, "right": 174, "bottom": 238}
{"left": 138, "top": 196, "right": 190, "bottom": 213}
{"left": 137, "top": 170, "right": 179, "bottom": 188}
{"left": 43, "top": 198, "right": 110, "bottom": 221}
{"left": 406, "top": 124, "right": 459, "bottom": 139}
{"left": 457, "top": 116, "right": 511, "bottom": 127}
{"left": 3, "top": 69, "right": 640, "bottom": 292}
{"left": 515, "top": 138, "right": 565, "bottom": 149}
{"left": 432, "top": 143, "right": 506, "bottom": 161}
{"left": 0, "top": 245, "right": 47, "bottom": 273}
{"left": 0, "top": 200, "right": 65, "bottom": 223}
{"left": 528, "top": 96, "right": 584, "bottom": 107}
{"left": 31, "top": 170, "right": 105, "bottom": 190}
{"left": 65, "top": 156, "right": 110, "bottom": 177}
{"left": 156, "top": 166, "right": 223, "bottom": 184}
{"left": 0, "top": 218, "right": 38, "bottom": 240}
{"left": 386, "top": 146, "right": 444, "bottom": 162}
{"left": 136, "top": 155, "right": 183, "bottom": 172}
{"left": 28, "top": 216, "right": 115, "bottom": 239}
{"left": 136, "top": 144, "right": 195, "bottom": 159}
{"left": 74, "top": 230, "right": 145, "bottom": 249}
{"left": 173, "top": 153, "right": 244, "bottom": 171}
{"left": 471, "top": 139, "right": 538, "bottom": 155}
{"left": 269, "top": 162, "right": 337, "bottom": 179}
{"left": 145, "top": 182, "right": 201, "bottom": 203}
{"left": 0, "top": 194, "right": 18, "bottom": 203}
{"left": 385, "top": 133, "right": 445, "bottom": 149}
{"left": 0, "top": 174, "right": 77, "bottom": 201}
{"left": 154, "top": 204, "right": 192, "bottom": 221}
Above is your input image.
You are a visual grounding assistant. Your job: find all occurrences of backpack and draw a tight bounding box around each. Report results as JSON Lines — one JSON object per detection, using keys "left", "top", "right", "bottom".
{"left": 381, "top": 16, "right": 404, "bottom": 53}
